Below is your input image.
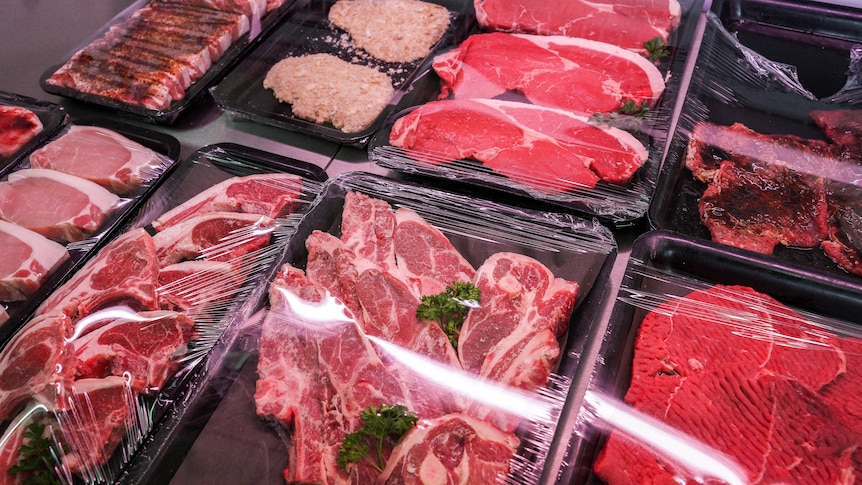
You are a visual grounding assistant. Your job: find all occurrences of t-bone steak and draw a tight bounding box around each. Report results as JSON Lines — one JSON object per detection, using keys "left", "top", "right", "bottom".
{"left": 152, "top": 211, "right": 275, "bottom": 266}
{"left": 0, "top": 105, "right": 43, "bottom": 158}
{"left": 378, "top": 413, "right": 520, "bottom": 485}
{"left": 0, "top": 168, "right": 120, "bottom": 243}
{"left": 433, "top": 32, "right": 665, "bottom": 114}
{"left": 37, "top": 228, "right": 161, "bottom": 321}
{"left": 474, "top": 0, "right": 681, "bottom": 52}
{"left": 29, "top": 125, "right": 165, "bottom": 195}
{"left": 0, "top": 219, "right": 69, "bottom": 302}
{"left": 389, "top": 98, "right": 649, "bottom": 192}
{"left": 151, "top": 173, "right": 303, "bottom": 231}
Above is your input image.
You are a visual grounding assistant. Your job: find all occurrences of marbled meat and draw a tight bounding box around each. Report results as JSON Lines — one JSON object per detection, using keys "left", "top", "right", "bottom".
{"left": 0, "top": 105, "right": 43, "bottom": 158}
{"left": 0, "top": 220, "right": 69, "bottom": 302}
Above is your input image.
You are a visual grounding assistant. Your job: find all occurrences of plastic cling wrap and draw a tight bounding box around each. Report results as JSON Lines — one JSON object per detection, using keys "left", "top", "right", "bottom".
{"left": 577, "top": 230, "right": 862, "bottom": 485}
{"left": 0, "top": 144, "right": 326, "bottom": 484}
{"left": 0, "top": 119, "right": 181, "bottom": 340}
{"left": 368, "top": 0, "right": 706, "bottom": 225}
{"left": 125, "top": 172, "right": 617, "bottom": 484}
{"left": 650, "top": 7, "right": 862, "bottom": 281}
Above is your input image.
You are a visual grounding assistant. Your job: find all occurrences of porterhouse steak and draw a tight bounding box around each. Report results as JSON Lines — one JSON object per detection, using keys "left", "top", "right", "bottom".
{"left": 0, "top": 220, "right": 69, "bottom": 302}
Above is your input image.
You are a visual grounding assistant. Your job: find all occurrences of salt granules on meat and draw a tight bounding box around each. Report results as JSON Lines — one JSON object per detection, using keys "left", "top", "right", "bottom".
{"left": 594, "top": 284, "right": 862, "bottom": 485}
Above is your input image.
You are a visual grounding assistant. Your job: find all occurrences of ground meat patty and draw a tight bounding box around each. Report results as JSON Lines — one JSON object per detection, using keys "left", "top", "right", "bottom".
{"left": 263, "top": 53, "right": 394, "bottom": 133}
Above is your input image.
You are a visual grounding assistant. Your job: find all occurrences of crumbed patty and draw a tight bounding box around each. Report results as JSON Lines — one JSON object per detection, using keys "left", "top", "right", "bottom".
{"left": 263, "top": 53, "right": 394, "bottom": 133}
{"left": 328, "top": 0, "right": 451, "bottom": 63}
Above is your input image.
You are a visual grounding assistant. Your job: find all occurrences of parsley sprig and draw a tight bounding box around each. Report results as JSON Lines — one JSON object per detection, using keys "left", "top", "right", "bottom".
{"left": 416, "top": 281, "right": 480, "bottom": 349}
{"left": 644, "top": 36, "right": 671, "bottom": 62}
{"left": 337, "top": 404, "right": 418, "bottom": 472}
{"left": 8, "top": 421, "right": 64, "bottom": 485}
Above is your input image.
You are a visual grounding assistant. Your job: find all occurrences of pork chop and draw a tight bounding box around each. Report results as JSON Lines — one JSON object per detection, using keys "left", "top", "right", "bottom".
{"left": 0, "top": 220, "right": 69, "bottom": 302}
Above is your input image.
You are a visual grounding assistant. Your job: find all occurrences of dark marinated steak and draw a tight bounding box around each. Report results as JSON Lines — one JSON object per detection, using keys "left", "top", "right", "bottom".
{"left": 151, "top": 173, "right": 303, "bottom": 231}
{"left": 474, "top": 0, "right": 681, "bottom": 51}
{"left": 37, "top": 228, "right": 160, "bottom": 321}
{"left": 0, "top": 105, "right": 42, "bottom": 158}
{"left": 152, "top": 212, "right": 274, "bottom": 266}
{"left": 594, "top": 285, "right": 861, "bottom": 485}
{"left": 433, "top": 32, "right": 665, "bottom": 114}
{"left": 0, "top": 220, "right": 69, "bottom": 302}
{"left": 811, "top": 108, "right": 862, "bottom": 151}
{"left": 378, "top": 413, "right": 520, "bottom": 485}
{"left": 29, "top": 125, "right": 164, "bottom": 196}
{"left": 72, "top": 310, "right": 195, "bottom": 393}
{"left": 393, "top": 207, "right": 475, "bottom": 297}
{"left": 390, "top": 98, "right": 648, "bottom": 192}
{"left": 0, "top": 169, "right": 119, "bottom": 243}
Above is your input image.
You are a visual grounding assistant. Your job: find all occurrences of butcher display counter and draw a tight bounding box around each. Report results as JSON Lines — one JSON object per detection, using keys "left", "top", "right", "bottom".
{"left": 1, "top": 0, "right": 862, "bottom": 484}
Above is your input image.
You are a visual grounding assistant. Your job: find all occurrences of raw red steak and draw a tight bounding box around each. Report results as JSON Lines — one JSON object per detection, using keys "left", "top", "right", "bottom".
{"left": 340, "top": 191, "right": 397, "bottom": 274}
{"left": 0, "top": 312, "right": 75, "bottom": 421}
{"left": 72, "top": 310, "right": 195, "bottom": 393}
{"left": 157, "top": 259, "right": 246, "bottom": 310}
{"left": 474, "top": 0, "right": 681, "bottom": 52}
{"left": 306, "top": 230, "right": 367, "bottom": 329}
{"left": 151, "top": 173, "right": 303, "bottom": 231}
{"left": 36, "top": 228, "right": 160, "bottom": 321}
{"left": 0, "top": 168, "right": 120, "bottom": 243}
{"left": 378, "top": 413, "right": 520, "bottom": 485}
{"left": 458, "top": 252, "right": 577, "bottom": 430}
{"left": 152, "top": 211, "right": 274, "bottom": 266}
{"left": 0, "top": 105, "right": 43, "bottom": 158}
{"left": 433, "top": 32, "right": 665, "bottom": 114}
{"left": 29, "top": 125, "right": 165, "bottom": 196}
{"left": 390, "top": 98, "right": 648, "bottom": 192}
{"left": 594, "top": 285, "right": 859, "bottom": 485}
{"left": 393, "top": 206, "right": 475, "bottom": 297}
{"left": 256, "top": 264, "right": 410, "bottom": 484}
{"left": 0, "top": 220, "right": 69, "bottom": 302}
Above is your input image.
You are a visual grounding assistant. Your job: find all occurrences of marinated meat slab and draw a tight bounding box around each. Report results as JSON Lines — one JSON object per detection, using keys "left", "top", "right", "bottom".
{"left": 378, "top": 413, "right": 520, "bottom": 485}
{"left": 71, "top": 311, "right": 196, "bottom": 393}
{"left": 160, "top": 0, "right": 271, "bottom": 16}
{"left": 811, "top": 108, "right": 862, "bottom": 152}
{"left": 151, "top": 211, "right": 274, "bottom": 266}
{"left": 0, "top": 106, "right": 43, "bottom": 158}
{"left": 0, "top": 168, "right": 119, "bottom": 243}
{"left": 390, "top": 98, "right": 648, "bottom": 192}
{"left": 0, "top": 220, "right": 69, "bottom": 302}
{"left": 0, "top": 312, "right": 75, "bottom": 421}
{"left": 29, "top": 125, "right": 164, "bottom": 196}
{"left": 46, "top": 2, "right": 249, "bottom": 111}
{"left": 474, "top": 0, "right": 681, "bottom": 52}
{"left": 37, "top": 228, "right": 161, "bottom": 321}
{"left": 256, "top": 264, "right": 411, "bottom": 484}
{"left": 594, "top": 285, "right": 861, "bottom": 485}
{"left": 151, "top": 173, "right": 303, "bottom": 231}
{"left": 433, "top": 32, "right": 665, "bottom": 115}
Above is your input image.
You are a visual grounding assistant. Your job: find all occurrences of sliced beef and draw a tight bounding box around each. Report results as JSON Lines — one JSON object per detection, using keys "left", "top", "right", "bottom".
{"left": 378, "top": 413, "right": 520, "bottom": 485}
{"left": 433, "top": 32, "right": 665, "bottom": 114}
{"left": 152, "top": 211, "right": 274, "bottom": 266}
{"left": 0, "top": 105, "right": 42, "bottom": 158}
{"left": 306, "top": 230, "right": 367, "bottom": 328}
{"left": 390, "top": 98, "right": 648, "bottom": 192}
{"left": 29, "top": 125, "right": 164, "bottom": 196}
{"left": 151, "top": 173, "right": 303, "bottom": 231}
{"left": 474, "top": 0, "right": 681, "bottom": 51}
{"left": 393, "top": 207, "right": 475, "bottom": 297}
{"left": 340, "top": 191, "right": 397, "bottom": 274}
{"left": 0, "top": 168, "right": 119, "bottom": 243}
{"left": 0, "top": 220, "right": 69, "bottom": 302}
{"left": 36, "top": 228, "right": 160, "bottom": 321}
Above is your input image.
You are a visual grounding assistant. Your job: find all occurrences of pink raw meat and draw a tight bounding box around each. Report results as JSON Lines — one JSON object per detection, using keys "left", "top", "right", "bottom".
{"left": 151, "top": 173, "right": 303, "bottom": 231}
{"left": 0, "top": 105, "right": 43, "bottom": 158}
{"left": 0, "top": 220, "right": 69, "bottom": 302}
{"left": 152, "top": 211, "right": 274, "bottom": 266}
{"left": 340, "top": 191, "right": 397, "bottom": 273}
{"left": 0, "top": 168, "right": 119, "bottom": 243}
{"left": 29, "top": 125, "right": 164, "bottom": 195}
{"left": 157, "top": 259, "right": 246, "bottom": 310}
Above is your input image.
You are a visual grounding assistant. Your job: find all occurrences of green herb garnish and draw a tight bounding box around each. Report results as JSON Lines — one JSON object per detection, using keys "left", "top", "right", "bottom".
{"left": 644, "top": 36, "right": 670, "bottom": 62}
{"left": 416, "top": 281, "right": 480, "bottom": 349}
{"left": 8, "top": 421, "right": 64, "bottom": 485}
{"left": 589, "top": 100, "right": 652, "bottom": 131}
{"left": 336, "top": 404, "right": 418, "bottom": 472}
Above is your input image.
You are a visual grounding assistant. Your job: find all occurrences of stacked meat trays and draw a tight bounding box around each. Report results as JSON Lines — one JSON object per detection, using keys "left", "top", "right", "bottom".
{"left": 0, "top": 143, "right": 326, "bottom": 484}
{"left": 0, "top": 118, "right": 182, "bottom": 340}
{"left": 650, "top": 1, "right": 862, "bottom": 282}
{"left": 368, "top": 0, "right": 707, "bottom": 225}
{"left": 212, "top": 0, "right": 476, "bottom": 148}
{"left": 115, "top": 172, "right": 618, "bottom": 484}
{"left": 0, "top": 91, "right": 67, "bottom": 176}
{"left": 574, "top": 230, "right": 862, "bottom": 485}
{"left": 39, "top": 0, "right": 299, "bottom": 124}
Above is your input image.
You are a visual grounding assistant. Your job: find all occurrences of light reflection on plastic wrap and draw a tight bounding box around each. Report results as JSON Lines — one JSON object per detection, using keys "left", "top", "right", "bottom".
{"left": 65, "top": 305, "right": 177, "bottom": 342}
{"left": 583, "top": 390, "right": 748, "bottom": 485}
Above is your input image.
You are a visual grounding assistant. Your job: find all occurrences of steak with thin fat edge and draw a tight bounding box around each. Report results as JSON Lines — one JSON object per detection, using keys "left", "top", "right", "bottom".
{"left": 152, "top": 211, "right": 274, "bottom": 266}
{"left": 0, "top": 220, "right": 69, "bottom": 302}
